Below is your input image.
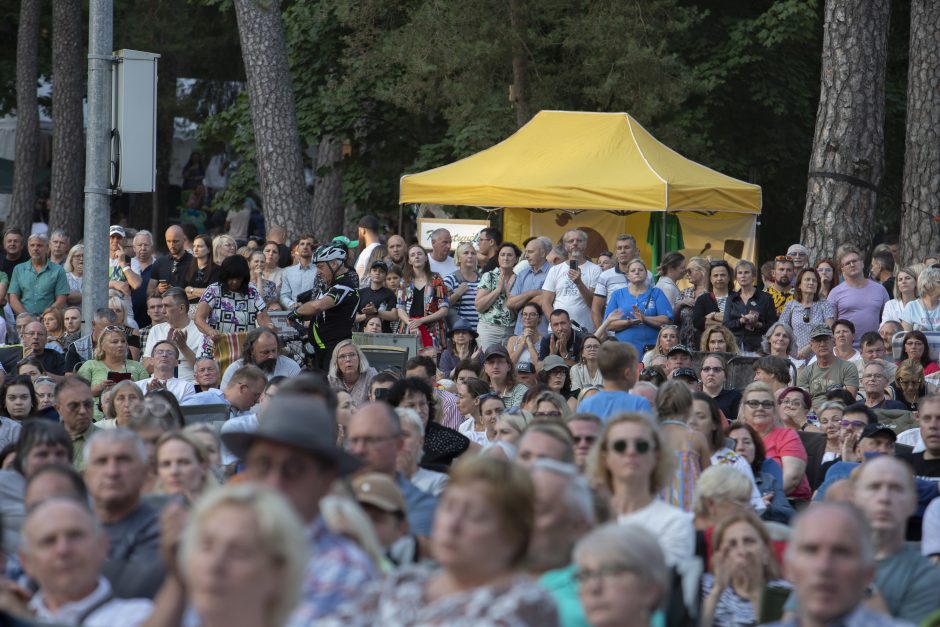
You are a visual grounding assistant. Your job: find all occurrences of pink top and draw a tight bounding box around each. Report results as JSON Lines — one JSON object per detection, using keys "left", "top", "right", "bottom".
{"left": 761, "top": 427, "right": 811, "bottom": 500}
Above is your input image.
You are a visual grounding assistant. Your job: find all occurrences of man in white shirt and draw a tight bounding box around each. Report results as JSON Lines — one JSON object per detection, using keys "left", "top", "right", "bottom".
{"left": 541, "top": 229, "right": 602, "bottom": 333}
{"left": 220, "top": 327, "right": 301, "bottom": 387}
{"left": 135, "top": 340, "right": 196, "bottom": 402}
{"left": 354, "top": 215, "right": 383, "bottom": 283}
{"left": 427, "top": 228, "right": 457, "bottom": 277}
{"left": 143, "top": 287, "right": 210, "bottom": 383}
{"left": 21, "top": 497, "right": 153, "bottom": 626}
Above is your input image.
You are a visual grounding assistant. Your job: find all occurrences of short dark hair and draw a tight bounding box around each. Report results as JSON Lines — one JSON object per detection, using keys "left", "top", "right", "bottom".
{"left": 15, "top": 419, "right": 73, "bottom": 475}
{"left": 872, "top": 249, "right": 895, "bottom": 273}
{"left": 842, "top": 403, "right": 878, "bottom": 426}
{"left": 405, "top": 355, "right": 437, "bottom": 380}
{"left": 549, "top": 309, "right": 570, "bottom": 321}
{"left": 859, "top": 332, "right": 883, "bottom": 348}
{"left": 387, "top": 377, "right": 437, "bottom": 425}
{"left": 480, "top": 227, "right": 502, "bottom": 245}
{"left": 453, "top": 358, "right": 482, "bottom": 378}
{"left": 2, "top": 375, "right": 38, "bottom": 417}
{"left": 833, "top": 318, "right": 856, "bottom": 335}
{"left": 162, "top": 287, "right": 188, "bottom": 308}
{"left": 753, "top": 356, "right": 790, "bottom": 385}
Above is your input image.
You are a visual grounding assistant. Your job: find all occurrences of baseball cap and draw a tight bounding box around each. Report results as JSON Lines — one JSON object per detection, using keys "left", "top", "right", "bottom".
{"left": 109, "top": 225, "right": 126, "bottom": 238}
{"left": 516, "top": 362, "right": 536, "bottom": 374}
{"left": 483, "top": 345, "right": 511, "bottom": 362}
{"left": 859, "top": 423, "right": 897, "bottom": 443}
{"left": 671, "top": 367, "right": 699, "bottom": 381}
{"left": 667, "top": 344, "right": 692, "bottom": 357}
{"left": 539, "top": 355, "right": 569, "bottom": 373}
{"left": 370, "top": 261, "right": 388, "bottom": 272}
{"left": 352, "top": 473, "right": 406, "bottom": 514}
{"left": 810, "top": 324, "right": 833, "bottom": 339}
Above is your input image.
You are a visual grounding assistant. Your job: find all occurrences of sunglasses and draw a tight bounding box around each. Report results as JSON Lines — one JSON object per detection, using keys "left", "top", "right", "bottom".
{"left": 609, "top": 438, "right": 653, "bottom": 455}
{"left": 803, "top": 307, "right": 811, "bottom": 324}
{"left": 774, "top": 255, "right": 795, "bottom": 262}
{"left": 840, "top": 419, "right": 867, "bottom": 429}
{"left": 744, "top": 399, "right": 775, "bottom": 409}
{"left": 573, "top": 435, "right": 597, "bottom": 445}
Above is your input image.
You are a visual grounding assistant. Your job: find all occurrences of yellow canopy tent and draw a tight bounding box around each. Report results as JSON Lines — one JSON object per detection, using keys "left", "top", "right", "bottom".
{"left": 399, "top": 110, "right": 762, "bottom": 266}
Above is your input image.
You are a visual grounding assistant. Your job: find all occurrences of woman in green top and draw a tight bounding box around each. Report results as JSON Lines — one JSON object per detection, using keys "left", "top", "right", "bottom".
{"left": 474, "top": 242, "right": 522, "bottom": 351}
{"left": 78, "top": 326, "right": 148, "bottom": 414}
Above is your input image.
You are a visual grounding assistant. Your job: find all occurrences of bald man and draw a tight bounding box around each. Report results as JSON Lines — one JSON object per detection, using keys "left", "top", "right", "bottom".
{"left": 147, "top": 226, "right": 194, "bottom": 296}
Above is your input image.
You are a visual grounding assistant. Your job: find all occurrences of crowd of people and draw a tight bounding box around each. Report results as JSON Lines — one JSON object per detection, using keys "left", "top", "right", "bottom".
{"left": 0, "top": 217, "right": 936, "bottom": 627}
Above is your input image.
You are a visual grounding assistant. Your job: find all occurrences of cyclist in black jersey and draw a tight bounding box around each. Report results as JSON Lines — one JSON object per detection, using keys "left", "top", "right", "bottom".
{"left": 293, "top": 244, "right": 360, "bottom": 370}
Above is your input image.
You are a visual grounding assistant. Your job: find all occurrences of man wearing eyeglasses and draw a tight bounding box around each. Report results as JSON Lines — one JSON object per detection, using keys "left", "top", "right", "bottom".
{"left": 55, "top": 377, "right": 100, "bottom": 472}
{"left": 346, "top": 403, "right": 438, "bottom": 537}
{"left": 827, "top": 244, "right": 890, "bottom": 346}
{"left": 861, "top": 361, "right": 905, "bottom": 410}
{"left": 21, "top": 321, "right": 65, "bottom": 379}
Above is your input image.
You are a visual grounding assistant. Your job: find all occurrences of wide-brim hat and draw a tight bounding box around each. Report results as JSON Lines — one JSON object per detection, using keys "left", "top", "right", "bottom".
{"left": 447, "top": 318, "right": 478, "bottom": 339}
{"left": 221, "top": 396, "right": 361, "bottom": 477}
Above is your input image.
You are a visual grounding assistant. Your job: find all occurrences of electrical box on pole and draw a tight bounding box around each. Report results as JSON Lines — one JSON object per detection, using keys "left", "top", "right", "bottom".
{"left": 111, "top": 49, "right": 159, "bottom": 193}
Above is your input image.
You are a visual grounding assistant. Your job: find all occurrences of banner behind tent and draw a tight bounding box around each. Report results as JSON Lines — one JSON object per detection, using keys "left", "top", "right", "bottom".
{"left": 504, "top": 207, "right": 756, "bottom": 269}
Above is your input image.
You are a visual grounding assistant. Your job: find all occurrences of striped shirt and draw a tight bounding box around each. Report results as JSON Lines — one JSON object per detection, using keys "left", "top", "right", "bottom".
{"left": 443, "top": 271, "right": 479, "bottom": 329}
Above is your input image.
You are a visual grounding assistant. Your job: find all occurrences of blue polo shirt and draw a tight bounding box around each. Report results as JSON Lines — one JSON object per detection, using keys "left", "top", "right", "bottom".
{"left": 8, "top": 260, "right": 69, "bottom": 316}
{"left": 511, "top": 261, "right": 551, "bottom": 335}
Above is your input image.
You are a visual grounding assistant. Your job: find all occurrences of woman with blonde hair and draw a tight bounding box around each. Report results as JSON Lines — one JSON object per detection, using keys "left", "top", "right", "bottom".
{"left": 530, "top": 389, "right": 571, "bottom": 422}
{"left": 901, "top": 266, "right": 940, "bottom": 332}
{"left": 587, "top": 412, "right": 693, "bottom": 566}
{"left": 642, "top": 324, "right": 680, "bottom": 367}
{"left": 701, "top": 510, "right": 789, "bottom": 627}
{"left": 494, "top": 410, "right": 530, "bottom": 446}
{"left": 63, "top": 243, "right": 84, "bottom": 305}
{"left": 319, "top": 455, "right": 557, "bottom": 625}
{"left": 155, "top": 430, "right": 217, "bottom": 498}
{"left": 179, "top": 483, "right": 308, "bottom": 627}
{"left": 326, "top": 339, "right": 377, "bottom": 406}
{"left": 108, "top": 294, "right": 142, "bottom": 358}
{"left": 212, "top": 234, "right": 237, "bottom": 264}
{"left": 676, "top": 256, "right": 710, "bottom": 347}
{"left": 320, "top": 494, "right": 389, "bottom": 572}
{"left": 699, "top": 325, "right": 739, "bottom": 355}
{"left": 882, "top": 266, "right": 918, "bottom": 324}
{"left": 443, "top": 241, "right": 480, "bottom": 330}
{"left": 77, "top": 326, "right": 148, "bottom": 406}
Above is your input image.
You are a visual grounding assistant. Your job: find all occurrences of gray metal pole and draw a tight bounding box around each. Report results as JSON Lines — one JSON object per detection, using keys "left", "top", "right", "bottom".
{"left": 82, "top": 0, "right": 113, "bottom": 336}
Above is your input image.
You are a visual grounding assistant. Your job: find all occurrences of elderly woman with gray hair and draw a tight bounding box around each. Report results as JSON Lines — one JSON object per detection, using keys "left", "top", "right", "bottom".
{"left": 395, "top": 407, "right": 448, "bottom": 496}
{"left": 574, "top": 523, "right": 669, "bottom": 627}
{"left": 901, "top": 265, "right": 940, "bottom": 332}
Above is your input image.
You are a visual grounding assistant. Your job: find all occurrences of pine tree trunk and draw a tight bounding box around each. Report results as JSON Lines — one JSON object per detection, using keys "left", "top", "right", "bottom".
{"left": 800, "top": 0, "right": 890, "bottom": 261}
{"left": 899, "top": 0, "right": 940, "bottom": 266}
{"left": 9, "top": 0, "right": 41, "bottom": 233}
{"left": 310, "top": 135, "right": 345, "bottom": 242}
{"left": 49, "top": 0, "right": 85, "bottom": 236}
{"left": 232, "top": 0, "right": 310, "bottom": 240}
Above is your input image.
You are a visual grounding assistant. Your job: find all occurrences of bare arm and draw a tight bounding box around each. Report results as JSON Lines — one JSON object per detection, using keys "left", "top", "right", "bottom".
{"left": 506, "top": 288, "right": 541, "bottom": 311}
{"left": 780, "top": 456, "right": 807, "bottom": 494}
{"left": 7, "top": 294, "right": 24, "bottom": 315}
{"left": 541, "top": 289, "right": 556, "bottom": 319}
{"left": 52, "top": 295, "right": 67, "bottom": 309}
{"left": 475, "top": 282, "right": 503, "bottom": 313}
{"left": 194, "top": 301, "right": 217, "bottom": 339}
{"left": 591, "top": 294, "right": 606, "bottom": 331}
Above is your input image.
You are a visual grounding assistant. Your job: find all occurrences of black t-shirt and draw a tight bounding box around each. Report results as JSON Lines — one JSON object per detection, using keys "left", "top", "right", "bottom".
{"left": 36, "top": 349, "right": 66, "bottom": 376}
{"left": 312, "top": 270, "right": 359, "bottom": 348}
{"left": 0, "top": 252, "right": 29, "bottom": 277}
{"left": 277, "top": 243, "right": 292, "bottom": 268}
{"left": 150, "top": 252, "right": 195, "bottom": 289}
{"left": 538, "top": 330, "right": 585, "bottom": 361}
{"left": 713, "top": 388, "right": 742, "bottom": 421}
{"left": 358, "top": 286, "right": 397, "bottom": 332}
{"left": 903, "top": 451, "right": 940, "bottom": 480}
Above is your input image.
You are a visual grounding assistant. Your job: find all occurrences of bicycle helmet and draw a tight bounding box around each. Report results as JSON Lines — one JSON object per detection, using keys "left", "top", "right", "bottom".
{"left": 313, "top": 244, "right": 347, "bottom": 263}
